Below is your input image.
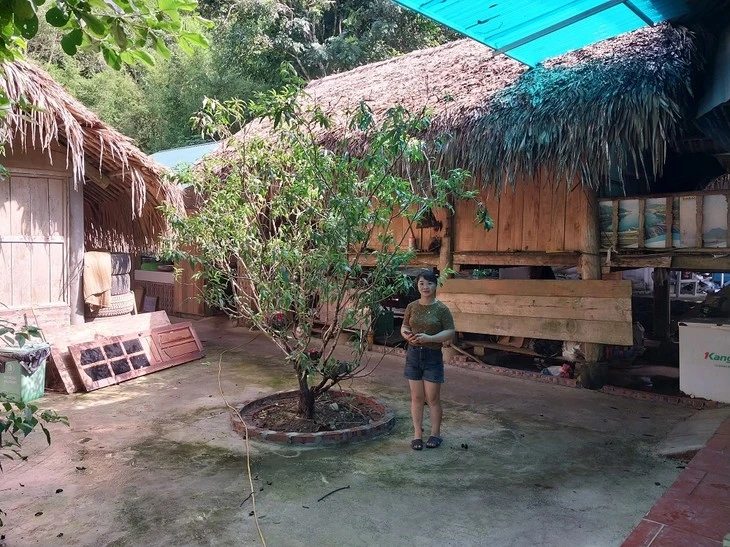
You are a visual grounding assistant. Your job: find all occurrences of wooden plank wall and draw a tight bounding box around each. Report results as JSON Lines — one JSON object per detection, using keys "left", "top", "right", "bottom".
{"left": 367, "top": 204, "right": 446, "bottom": 253}
{"left": 0, "top": 174, "right": 68, "bottom": 308}
{"left": 173, "top": 259, "right": 206, "bottom": 316}
{"left": 0, "top": 305, "right": 70, "bottom": 331}
{"left": 454, "top": 174, "right": 586, "bottom": 254}
{"left": 439, "top": 279, "right": 633, "bottom": 345}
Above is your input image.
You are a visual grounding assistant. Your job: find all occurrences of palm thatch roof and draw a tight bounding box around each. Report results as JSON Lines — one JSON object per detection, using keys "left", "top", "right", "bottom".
{"left": 0, "top": 61, "right": 184, "bottom": 252}
{"left": 213, "top": 23, "right": 705, "bottom": 192}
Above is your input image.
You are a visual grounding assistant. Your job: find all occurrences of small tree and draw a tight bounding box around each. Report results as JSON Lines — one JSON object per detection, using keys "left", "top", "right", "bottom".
{"left": 163, "top": 70, "right": 473, "bottom": 418}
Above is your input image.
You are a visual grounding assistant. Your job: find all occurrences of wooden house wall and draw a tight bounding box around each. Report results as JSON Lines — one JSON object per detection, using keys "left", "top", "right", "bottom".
{"left": 173, "top": 258, "right": 206, "bottom": 316}
{"left": 357, "top": 174, "right": 591, "bottom": 268}
{"left": 455, "top": 175, "right": 586, "bottom": 255}
{"left": 0, "top": 141, "right": 74, "bottom": 326}
{"left": 367, "top": 204, "right": 445, "bottom": 253}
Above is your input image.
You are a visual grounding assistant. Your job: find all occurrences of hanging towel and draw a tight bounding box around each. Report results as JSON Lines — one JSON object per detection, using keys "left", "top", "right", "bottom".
{"left": 83, "top": 251, "right": 112, "bottom": 308}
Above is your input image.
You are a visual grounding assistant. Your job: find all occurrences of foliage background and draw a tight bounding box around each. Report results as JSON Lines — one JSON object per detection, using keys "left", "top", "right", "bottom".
{"left": 27, "top": 0, "right": 454, "bottom": 153}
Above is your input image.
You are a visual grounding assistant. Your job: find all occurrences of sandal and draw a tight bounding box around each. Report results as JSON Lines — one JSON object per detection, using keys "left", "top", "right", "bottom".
{"left": 426, "top": 436, "right": 442, "bottom": 449}
{"left": 411, "top": 439, "right": 423, "bottom": 451}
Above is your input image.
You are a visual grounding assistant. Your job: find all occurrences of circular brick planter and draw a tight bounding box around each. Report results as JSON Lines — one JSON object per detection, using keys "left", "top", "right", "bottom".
{"left": 231, "top": 390, "right": 396, "bottom": 446}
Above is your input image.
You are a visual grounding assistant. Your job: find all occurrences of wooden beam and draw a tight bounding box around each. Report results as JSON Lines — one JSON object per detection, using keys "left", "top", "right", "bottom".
{"left": 579, "top": 187, "right": 603, "bottom": 362}
{"left": 84, "top": 161, "right": 113, "bottom": 189}
{"left": 671, "top": 253, "right": 730, "bottom": 271}
{"left": 726, "top": 194, "right": 730, "bottom": 248}
{"left": 438, "top": 199, "right": 454, "bottom": 275}
{"left": 638, "top": 199, "right": 646, "bottom": 249}
{"left": 665, "top": 196, "right": 673, "bottom": 249}
{"left": 604, "top": 254, "right": 672, "bottom": 269}
{"left": 441, "top": 279, "right": 631, "bottom": 298}
{"left": 452, "top": 251, "right": 579, "bottom": 267}
{"left": 696, "top": 195, "right": 704, "bottom": 248}
{"left": 449, "top": 312, "right": 633, "bottom": 346}
{"left": 441, "top": 293, "right": 632, "bottom": 322}
{"left": 653, "top": 268, "right": 671, "bottom": 340}
{"left": 465, "top": 340, "right": 540, "bottom": 358}
{"left": 351, "top": 253, "right": 438, "bottom": 268}
{"left": 69, "top": 178, "right": 84, "bottom": 325}
{"left": 612, "top": 200, "right": 619, "bottom": 249}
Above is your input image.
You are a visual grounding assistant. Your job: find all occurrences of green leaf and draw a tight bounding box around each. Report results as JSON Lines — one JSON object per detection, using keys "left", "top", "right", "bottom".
{"left": 45, "top": 6, "right": 69, "bottom": 27}
{"left": 130, "top": 48, "right": 155, "bottom": 66}
{"left": 180, "top": 31, "right": 207, "bottom": 47}
{"left": 60, "top": 28, "right": 83, "bottom": 55}
{"left": 100, "top": 43, "right": 121, "bottom": 70}
{"left": 110, "top": 19, "right": 128, "bottom": 50}
{"left": 79, "top": 12, "right": 107, "bottom": 38}
{"left": 177, "top": 36, "right": 193, "bottom": 55}
{"left": 119, "top": 50, "right": 135, "bottom": 65}
{"left": 11, "top": 0, "right": 35, "bottom": 20}
{"left": 151, "top": 33, "right": 169, "bottom": 59}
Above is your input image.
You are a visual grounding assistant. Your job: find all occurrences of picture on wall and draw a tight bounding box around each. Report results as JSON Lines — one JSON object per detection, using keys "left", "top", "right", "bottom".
{"left": 618, "top": 199, "right": 639, "bottom": 248}
{"left": 702, "top": 194, "right": 728, "bottom": 248}
{"left": 645, "top": 198, "right": 667, "bottom": 248}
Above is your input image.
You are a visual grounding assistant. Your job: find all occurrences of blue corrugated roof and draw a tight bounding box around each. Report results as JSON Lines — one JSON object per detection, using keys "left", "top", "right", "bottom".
{"left": 392, "top": 0, "right": 688, "bottom": 66}
{"left": 150, "top": 142, "right": 218, "bottom": 169}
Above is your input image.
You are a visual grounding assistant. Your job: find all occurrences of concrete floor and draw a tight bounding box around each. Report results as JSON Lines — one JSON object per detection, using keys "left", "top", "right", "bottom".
{"left": 0, "top": 317, "right": 708, "bottom": 546}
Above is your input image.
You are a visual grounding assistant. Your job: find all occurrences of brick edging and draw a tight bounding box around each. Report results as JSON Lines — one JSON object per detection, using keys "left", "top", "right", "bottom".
{"left": 231, "top": 390, "right": 396, "bottom": 446}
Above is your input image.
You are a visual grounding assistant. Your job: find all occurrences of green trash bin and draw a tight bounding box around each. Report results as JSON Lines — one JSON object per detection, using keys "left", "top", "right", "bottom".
{"left": 0, "top": 342, "right": 51, "bottom": 403}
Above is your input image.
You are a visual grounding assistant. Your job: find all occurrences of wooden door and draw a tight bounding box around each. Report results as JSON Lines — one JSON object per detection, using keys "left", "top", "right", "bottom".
{"left": 0, "top": 174, "right": 68, "bottom": 308}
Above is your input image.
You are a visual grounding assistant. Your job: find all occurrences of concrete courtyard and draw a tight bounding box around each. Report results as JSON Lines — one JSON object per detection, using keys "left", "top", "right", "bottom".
{"left": 0, "top": 317, "right": 719, "bottom": 546}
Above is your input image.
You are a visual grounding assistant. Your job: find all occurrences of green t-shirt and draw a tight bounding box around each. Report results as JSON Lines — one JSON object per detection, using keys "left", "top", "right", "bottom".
{"left": 403, "top": 300, "right": 455, "bottom": 350}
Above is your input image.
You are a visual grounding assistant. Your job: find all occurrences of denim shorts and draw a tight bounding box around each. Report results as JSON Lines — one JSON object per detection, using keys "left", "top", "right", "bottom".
{"left": 404, "top": 345, "right": 444, "bottom": 384}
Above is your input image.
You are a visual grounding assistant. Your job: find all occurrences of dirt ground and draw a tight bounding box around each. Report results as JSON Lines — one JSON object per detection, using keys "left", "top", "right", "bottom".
{"left": 0, "top": 317, "right": 702, "bottom": 546}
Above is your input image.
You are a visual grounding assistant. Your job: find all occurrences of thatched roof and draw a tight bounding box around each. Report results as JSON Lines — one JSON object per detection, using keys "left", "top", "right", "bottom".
{"left": 212, "top": 23, "right": 704, "bottom": 192}
{"left": 0, "top": 61, "right": 184, "bottom": 252}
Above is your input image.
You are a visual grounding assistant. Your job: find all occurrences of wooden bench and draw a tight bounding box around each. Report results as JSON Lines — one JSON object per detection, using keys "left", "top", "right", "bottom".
{"left": 439, "top": 279, "right": 633, "bottom": 346}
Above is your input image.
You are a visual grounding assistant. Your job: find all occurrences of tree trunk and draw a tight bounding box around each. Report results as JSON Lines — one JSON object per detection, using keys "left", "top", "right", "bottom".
{"left": 297, "top": 376, "right": 315, "bottom": 419}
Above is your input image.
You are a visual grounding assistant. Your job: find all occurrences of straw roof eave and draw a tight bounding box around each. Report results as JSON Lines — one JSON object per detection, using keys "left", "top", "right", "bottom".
{"left": 207, "top": 23, "right": 707, "bottom": 194}
{"left": 0, "top": 61, "right": 185, "bottom": 253}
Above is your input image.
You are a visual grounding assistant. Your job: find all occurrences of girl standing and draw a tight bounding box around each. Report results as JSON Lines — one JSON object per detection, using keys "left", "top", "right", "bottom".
{"left": 401, "top": 271, "right": 455, "bottom": 450}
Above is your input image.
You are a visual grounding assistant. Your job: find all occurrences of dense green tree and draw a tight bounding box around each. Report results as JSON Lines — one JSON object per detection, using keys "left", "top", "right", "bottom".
{"left": 215, "top": 0, "right": 455, "bottom": 83}
{"left": 26, "top": 0, "right": 455, "bottom": 152}
{"left": 0, "top": 0, "right": 210, "bottom": 66}
{"left": 162, "top": 76, "right": 472, "bottom": 417}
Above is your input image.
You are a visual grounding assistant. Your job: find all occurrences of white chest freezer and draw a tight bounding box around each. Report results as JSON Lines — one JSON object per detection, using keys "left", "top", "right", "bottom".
{"left": 679, "top": 320, "right": 730, "bottom": 403}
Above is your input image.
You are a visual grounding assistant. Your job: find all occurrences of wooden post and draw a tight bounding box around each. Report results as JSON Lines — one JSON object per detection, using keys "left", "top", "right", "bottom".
{"left": 68, "top": 181, "right": 85, "bottom": 325}
{"left": 438, "top": 199, "right": 454, "bottom": 277}
{"left": 439, "top": 197, "right": 457, "bottom": 364}
{"left": 579, "top": 186, "right": 603, "bottom": 363}
{"left": 652, "top": 268, "right": 671, "bottom": 340}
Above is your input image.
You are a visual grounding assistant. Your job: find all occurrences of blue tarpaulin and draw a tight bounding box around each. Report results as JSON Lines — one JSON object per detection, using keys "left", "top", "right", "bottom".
{"left": 392, "top": 0, "right": 688, "bottom": 66}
